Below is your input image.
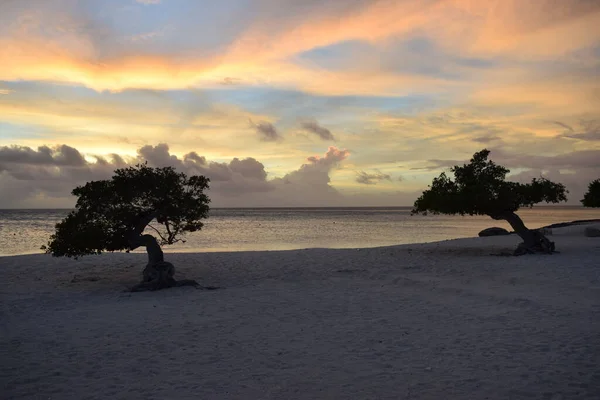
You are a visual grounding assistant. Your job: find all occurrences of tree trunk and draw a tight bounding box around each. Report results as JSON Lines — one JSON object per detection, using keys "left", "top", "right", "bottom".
{"left": 492, "top": 211, "right": 556, "bottom": 255}
{"left": 126, "top": 213, "right": 199, "bottom": 292}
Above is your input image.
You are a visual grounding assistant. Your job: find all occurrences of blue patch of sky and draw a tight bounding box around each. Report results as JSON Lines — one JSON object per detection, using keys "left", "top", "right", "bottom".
{"left": 0, "top": 80, "right": 442, "bottom": 132}
{"left": 527, "top": 44, "right": 600, "bottom": 78}
{"left": 1, "top": 80, "right": 101, "bottom": 99}
{"left": 204, "top": 87, "right": 439, "bottom": 119}
{"left": 80, "top": 0, "right": 254, "bottom": 57}
{"left": 295, "top": 40, "right": 373, "bottom": 70}
{"left": 295, "top": 36, "right": 496, "bottom": 80}
{"left": 0, "top": 122, "right": 51, "bottom": 141}
{"left": 482, "top": 44, "right": 600, "bottom": 85}
{"left": 1, "top": 80, "right": 199, "bottom": 112}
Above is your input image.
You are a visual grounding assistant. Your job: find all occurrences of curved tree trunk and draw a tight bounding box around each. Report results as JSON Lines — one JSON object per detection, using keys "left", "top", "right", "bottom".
{"left": 492, "top": 211, "right": 556, "bottom": 255}
{"left": 126, "top": 212, "right": 199, "bottom": 292}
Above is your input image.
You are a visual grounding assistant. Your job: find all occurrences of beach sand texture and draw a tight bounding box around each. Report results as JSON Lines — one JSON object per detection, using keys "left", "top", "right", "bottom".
{"left": 1, "top": 225, "right": 599, "bottom": 399}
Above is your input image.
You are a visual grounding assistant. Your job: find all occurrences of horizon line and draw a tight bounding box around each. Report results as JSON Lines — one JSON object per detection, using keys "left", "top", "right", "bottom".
{"left": 0, "top": 205, "right": 589, "bottom": 211}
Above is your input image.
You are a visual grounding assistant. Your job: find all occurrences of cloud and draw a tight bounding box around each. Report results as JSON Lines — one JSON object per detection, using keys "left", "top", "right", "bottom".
{"left": 0, "top": 143, "right": 355, "bottom": 208}
{"left": 0, "top": 84, "right": 284, "bottom": 157}
{"left": 1, "top": 0, "right": 597, "bottom": 97}
{"left": 262, "top": 146, "right": 350, "bottom": 206}
{"left": 229, "top": 157, "right": 268, "bottom": 181}
{"left": 220, "top": 77, "right": 242, "bottom": 85}
{"left": 491, "top": 148, "right": 600, "bottom": 170}
{"left": 0, "top": 1, "right": 599, "bottom": 207}
{"left": 409, "top": 159, "right": 461, "bottom": 171}
{"left": 552, "top": 121, "right": 574, "bottom": 132}
{"left": 406, "top": 147, "right": 600, "bottom": 204}
{"left": 135, "top": 0, "right": 161, "bottom": 4}
{"left": 129, "top": 30, "right": 164, "bottom": 42}
{"left": 472, "top": 134, "right": 501, "bottom": 144}
{"left": 355, "top": 170, "right": 392, "bottom": 185}
{"left": 0, "top": 143, "right": 276, "bottom": 207}
{"left": 509, "top": 167, "right": 599, "bottom": 206}
{"left": 276, "top": 146, "right": 349, "bottom": 188}
{"left": 0, "top": 89, "right": 13, "bottom": 95}
{"left": 300, "top": 119, "right": 335, "bottom": 141}
{"left": 556, "top": 120, "right": 600, "bottom": 141}
{"left": 304, "top": 146, "right": 349, "bottom": 168}
{"left": 137, "top": 143, "right": 181, "bottom": 168}
{"left": 0, "top": 144, "right": 86, "bottom": 166}
{"left": 250, "top": 120, "right": 282, "bottom": 142}
{"left": 415, "top": 148, "right": 600, "bottom": 173}
{"left": 134, "top": 144, "right": 274, "bottom": 195}
{"left": 0, "top": 141, "right": 596, "bottom": 207}
{"left": 0, "top": 144, "right": 133, "bottom": 206}
{"left": 467, "top": 78, "right": 600, "bottom": 115}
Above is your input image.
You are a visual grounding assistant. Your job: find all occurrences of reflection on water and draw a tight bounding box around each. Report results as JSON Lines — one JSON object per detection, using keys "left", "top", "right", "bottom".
{"left": 0, "top": 207, "right": 598, "bottom": 256}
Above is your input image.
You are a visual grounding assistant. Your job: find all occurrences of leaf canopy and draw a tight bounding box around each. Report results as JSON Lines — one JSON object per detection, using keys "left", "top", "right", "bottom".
{"left": 412, "top": 149, "right": 568, "bottom": 217}
{"left": 581, "top": 178, "right": 600, "bottom": 207}
{"left": 44, "top": 163, "right": 210, "bottom": 258}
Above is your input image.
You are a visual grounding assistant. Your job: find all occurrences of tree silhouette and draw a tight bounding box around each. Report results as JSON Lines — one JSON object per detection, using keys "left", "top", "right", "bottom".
{"left": 412, "top": 149, "right": 568, "bottom": 255}
{"left": 581, "top": 179, "right": 600, "bottom": 207}
{"left": 43, "top": 163, "right": 211, "bottom": 291}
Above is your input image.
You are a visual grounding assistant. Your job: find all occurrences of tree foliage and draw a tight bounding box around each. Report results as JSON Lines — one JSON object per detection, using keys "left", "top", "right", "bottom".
{"left": 43, "top": 163, "right": 210, "bottom": 258}
{"left": 412, "top": 149, "right": 568, "bottom": 217}
{"left": 581, "top": 179, "right": 600, "bottom": 207}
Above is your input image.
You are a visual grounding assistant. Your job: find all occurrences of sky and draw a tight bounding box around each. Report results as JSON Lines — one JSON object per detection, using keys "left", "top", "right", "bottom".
{"left": 0, "top": 0, "right": 599, "bottom": 208}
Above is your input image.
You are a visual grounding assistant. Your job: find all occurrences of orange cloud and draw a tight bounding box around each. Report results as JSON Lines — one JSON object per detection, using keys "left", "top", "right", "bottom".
{"left": 0, "top": 0, "right": 597, "bottom": 95}
{"left": 223, "top": 0, "right": 600, "bottom": 63}
{"left": 466, "top": 78, "right": 600, "bottom": 116}
{"left": 0, "top": 38, "right": 218, "bottom": 92}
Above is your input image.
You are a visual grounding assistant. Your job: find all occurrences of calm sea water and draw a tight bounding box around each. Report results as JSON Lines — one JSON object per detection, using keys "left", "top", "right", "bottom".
{"left": 0, "top": 207, "right": 598, "bottom": 256}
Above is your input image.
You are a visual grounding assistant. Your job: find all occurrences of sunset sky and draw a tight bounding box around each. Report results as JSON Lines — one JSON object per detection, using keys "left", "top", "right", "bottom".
{"left": 0, "top": 0, "right": 599, "bottom": 208}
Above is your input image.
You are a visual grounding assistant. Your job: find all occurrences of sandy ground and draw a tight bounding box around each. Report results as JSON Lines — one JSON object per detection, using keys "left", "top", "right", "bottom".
{"left": 1, "top": 226, "right": 599, "bottom": 400}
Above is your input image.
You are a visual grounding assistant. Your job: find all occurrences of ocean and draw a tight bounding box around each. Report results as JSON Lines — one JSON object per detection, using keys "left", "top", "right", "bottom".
{"left": 0, "top": 207, "right": 598, "bottom": 256}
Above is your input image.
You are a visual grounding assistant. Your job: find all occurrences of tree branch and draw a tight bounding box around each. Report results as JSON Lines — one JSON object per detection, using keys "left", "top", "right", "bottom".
{"left": 147, "top": 224, "right": 168, "bottom": 243}
{"left": 133, "top": 210, "right": 158, "bottom": 237}
{"left": 128, "top": 210, "right": 159, "bottom": 249}
{"left": 165, "top": 220, "right": 174, "bottom": 244}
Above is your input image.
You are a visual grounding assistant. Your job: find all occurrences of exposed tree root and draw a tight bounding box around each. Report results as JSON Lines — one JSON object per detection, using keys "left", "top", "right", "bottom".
{"left": 127, "top": 260, "right": 220, "bottom": 292}
{"left": 513, "top": 231, "right": 556, "bottom": 256}
{"left": 128, "top": 279, "right": 221, "bottom": 292}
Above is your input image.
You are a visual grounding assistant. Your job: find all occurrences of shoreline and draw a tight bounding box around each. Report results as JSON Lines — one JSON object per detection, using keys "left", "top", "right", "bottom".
{"left": 2, "top": 218, "right": 599, "bottom": 258}
{"left": 542, "top": 218, "right": 600, "bottom": 229}
{"left": 0, "top": 205, "right": 593, "bottom": 211}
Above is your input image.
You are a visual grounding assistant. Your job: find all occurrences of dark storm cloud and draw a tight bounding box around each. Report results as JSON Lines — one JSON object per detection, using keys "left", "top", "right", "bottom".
{"left": 300, "top": 120, "right": 335, "bottom": 141}
{"left": 0, "top": 143, "right": 358, "bottom": 207}
{"left": 355, "top": 170, "right": 392, "bottom": 185}
{"left": 135, "top": 144, "right": 272, "bottom": 190}
{"left": 229, "top": 157, "right": 268, "bottom": 180}
{"left": 0, "top": 143, "right": 277, "bottom": 207}
{"left": 413, "top": 148, "right": 600, "bottom": 172}
{"left": 250, "top": 120, "right": 282, "bottom": 142}
{"left": 491, "top": 148, "right": 600, "bottom": 170}
{"left": 407, "top": 147, "right": 600, "bottom": 204}
{"left": 555, "top": 120, "right": 600, "bottom": 142}
{"left": 183, "top": 152, "right": 207, "bottom": 165}
{"left": 472, "top": 134, "right": 501, "bottom": 144}
{"left": 0, "top": 144, "right": 86, "bottom": 166}
{"left": 409, "top": 159, "right": 461, "bottom": 171}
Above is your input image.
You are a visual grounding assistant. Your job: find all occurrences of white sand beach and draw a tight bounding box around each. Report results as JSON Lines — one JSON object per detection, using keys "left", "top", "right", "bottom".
{"left": 1, "top": 225, "right": 599, "bottom": 400}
